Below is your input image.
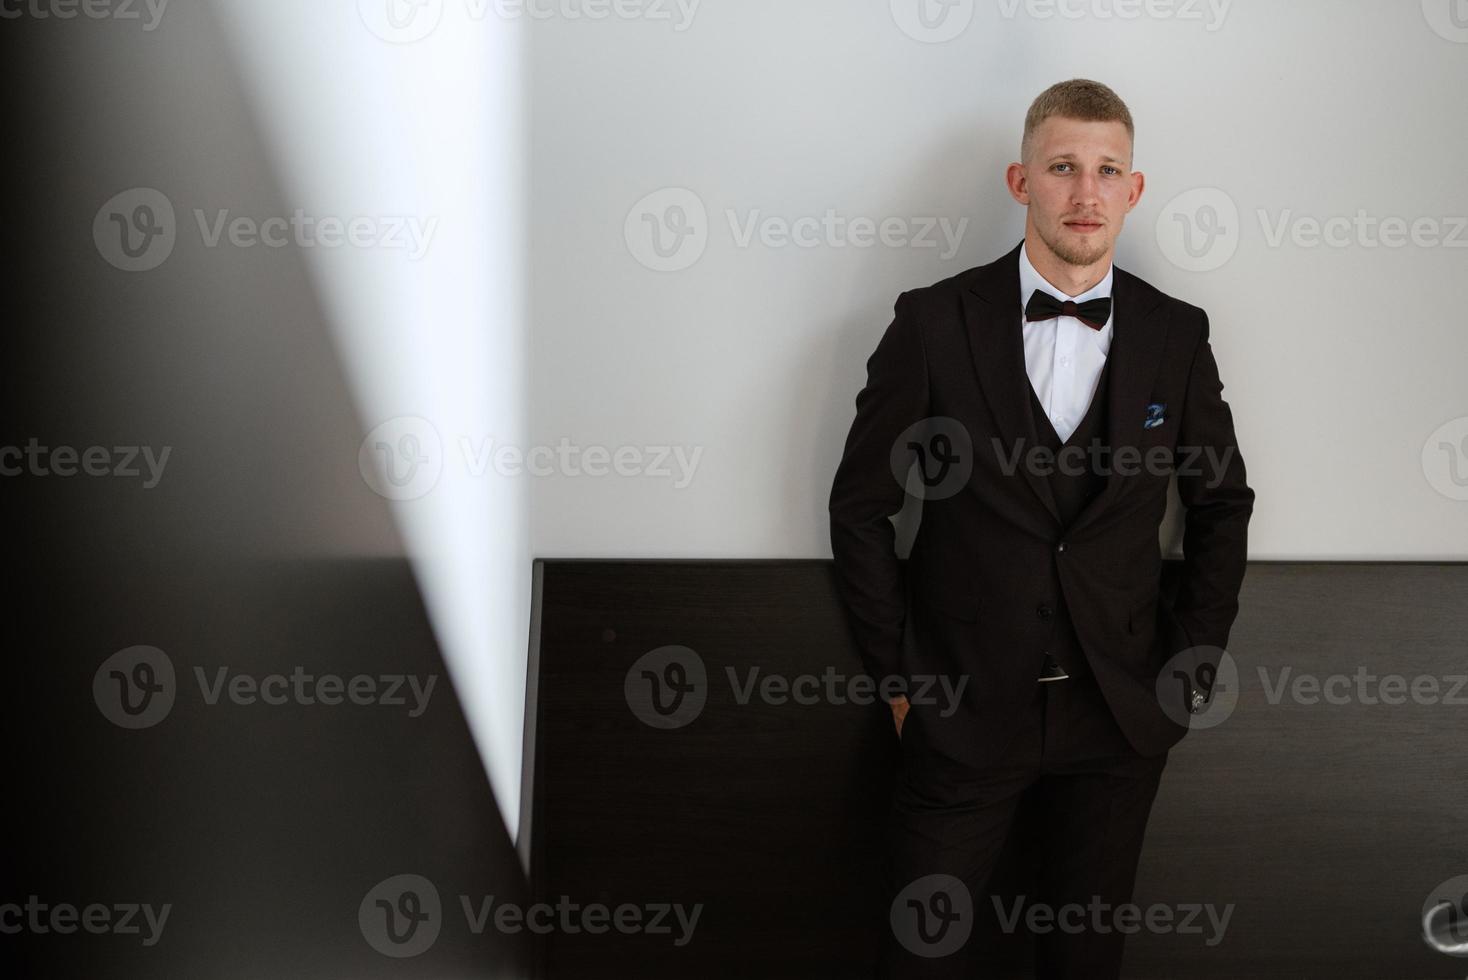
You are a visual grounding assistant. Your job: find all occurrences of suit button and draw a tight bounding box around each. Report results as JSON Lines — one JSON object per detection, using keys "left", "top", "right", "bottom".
{"left": 1056, "top": 542, "right": 1067, "bottom": 553}
{"left": 1037, "top": 603, "right": 1054, "bottom": 621}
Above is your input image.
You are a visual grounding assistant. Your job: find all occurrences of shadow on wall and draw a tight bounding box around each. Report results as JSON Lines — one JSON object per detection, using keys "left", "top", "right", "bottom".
{"left": 2, "top": 8, "right": 528, "bottom": 978}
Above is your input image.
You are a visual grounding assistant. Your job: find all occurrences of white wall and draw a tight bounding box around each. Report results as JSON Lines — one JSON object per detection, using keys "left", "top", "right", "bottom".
{"left": 205, "top": 0, "right": 1468, "bottom": 850}
{"left": 530, "top": 0, "right": 1468, "bottom": 561}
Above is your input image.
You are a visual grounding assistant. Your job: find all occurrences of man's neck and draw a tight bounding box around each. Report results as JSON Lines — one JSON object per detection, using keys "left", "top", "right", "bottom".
{"left": 1023, "top": 237, "right": 1112, "bottom": 298}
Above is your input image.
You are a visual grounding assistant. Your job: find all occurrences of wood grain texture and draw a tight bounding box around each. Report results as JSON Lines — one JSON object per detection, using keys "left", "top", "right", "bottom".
{"left": 527, "top": 560, "right": 1468, "bottom": 979}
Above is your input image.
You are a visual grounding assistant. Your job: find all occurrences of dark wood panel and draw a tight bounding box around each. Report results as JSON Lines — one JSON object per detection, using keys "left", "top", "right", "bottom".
{"left": 10, "top": 559, "right": 531, "bottom": 980}
{"left": 1129, "top": 561, "right": 1468, "bottom": 979}
{"left": 526, "top": 560, "right": 1468, "bottom": 979}
{"left": 527, "top": 561, "right": 896, "bottom": 978}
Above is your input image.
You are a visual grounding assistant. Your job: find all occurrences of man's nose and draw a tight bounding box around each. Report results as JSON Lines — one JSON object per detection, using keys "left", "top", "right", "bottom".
{"left": 1072, "top": 173, "right": 1101, "bottom": 206}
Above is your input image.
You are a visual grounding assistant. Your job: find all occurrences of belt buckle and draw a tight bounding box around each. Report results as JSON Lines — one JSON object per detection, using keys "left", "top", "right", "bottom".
{"left": 1037, "top": 653, "right": 1070, "bottom": 682}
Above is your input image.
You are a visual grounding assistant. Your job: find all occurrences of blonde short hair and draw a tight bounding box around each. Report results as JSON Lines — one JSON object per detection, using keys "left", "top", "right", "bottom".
{"left": 1021, "top": 79, "right": 1135, "bottom": 165}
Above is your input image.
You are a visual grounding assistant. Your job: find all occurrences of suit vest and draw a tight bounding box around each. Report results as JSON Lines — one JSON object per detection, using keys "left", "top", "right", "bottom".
{"left": 1025, "top": 353, "right": 1113, "bottom": 680}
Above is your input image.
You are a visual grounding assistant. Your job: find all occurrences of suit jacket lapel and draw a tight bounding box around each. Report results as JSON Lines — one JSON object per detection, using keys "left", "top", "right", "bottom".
{"left": 961, "top": 241, "right": 1061, "bottom": 524}
{"left": 960, "top": 240, "right": 1167, "bottom": 534}
{"left": 1069, "top": 263, "right": 1166, "bottom": 536}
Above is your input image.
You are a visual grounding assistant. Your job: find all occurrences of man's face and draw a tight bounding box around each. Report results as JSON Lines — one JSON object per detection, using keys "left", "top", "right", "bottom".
{"left": 1010, "top": 116, "right": 1143, "bottom": 267}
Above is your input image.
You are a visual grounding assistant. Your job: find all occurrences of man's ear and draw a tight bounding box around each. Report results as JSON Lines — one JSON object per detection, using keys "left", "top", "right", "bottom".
{"left": 1127, "top": 170, "right": 1146, "bottom": 211}
{"left": 1005, "top": 162, "right": 1030, "bottom": 205}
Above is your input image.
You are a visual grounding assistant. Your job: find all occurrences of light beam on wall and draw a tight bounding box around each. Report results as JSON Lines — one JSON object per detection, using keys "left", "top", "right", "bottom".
{"left": 212, "top": 0, "right": 529, "bottom": 842}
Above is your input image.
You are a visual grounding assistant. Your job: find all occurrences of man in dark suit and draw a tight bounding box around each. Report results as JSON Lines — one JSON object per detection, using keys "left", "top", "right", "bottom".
{"left": 828, "top": 79, "right": 1254, "bottom": 978}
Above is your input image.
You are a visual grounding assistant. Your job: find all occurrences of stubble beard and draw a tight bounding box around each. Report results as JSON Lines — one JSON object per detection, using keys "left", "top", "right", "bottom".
{"left": 1040, "top": 222, "right": 1110, "bottom": 268}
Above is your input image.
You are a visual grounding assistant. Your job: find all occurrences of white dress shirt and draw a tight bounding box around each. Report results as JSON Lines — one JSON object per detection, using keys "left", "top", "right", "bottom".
{"left": 1017, "top": 240, "right": 1115, "bottom": 444}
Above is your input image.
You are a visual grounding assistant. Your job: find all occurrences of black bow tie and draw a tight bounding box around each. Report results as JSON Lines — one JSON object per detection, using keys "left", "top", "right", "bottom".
{"left": 1025, "top": 289, "right": 1112, "bottom": 331}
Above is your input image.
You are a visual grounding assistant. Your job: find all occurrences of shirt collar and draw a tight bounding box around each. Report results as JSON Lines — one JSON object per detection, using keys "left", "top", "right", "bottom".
{"left": 1018, "top": 239, "right": 1115, "bottom": 350}
{"left": 1018, "top": 238, "right": 1114, "bottom": 308}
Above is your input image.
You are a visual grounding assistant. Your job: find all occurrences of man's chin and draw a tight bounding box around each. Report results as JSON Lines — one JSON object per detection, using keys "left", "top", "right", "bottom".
{"left": 1051, "top": 232, "right": 1111, "bottom": 268}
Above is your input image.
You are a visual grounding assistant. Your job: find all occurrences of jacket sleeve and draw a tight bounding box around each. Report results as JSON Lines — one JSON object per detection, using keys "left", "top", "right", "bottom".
{"left": 1171, "top": 309, "right": 1255, "bottom": 662}
{"left": 828, "top": 291, "right": 928, "bottom": 689}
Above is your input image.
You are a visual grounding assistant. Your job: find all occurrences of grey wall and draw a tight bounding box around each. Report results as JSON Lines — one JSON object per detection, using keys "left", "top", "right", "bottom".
{"left": 528, "top": 0, "right": 1468, "bottom": 561}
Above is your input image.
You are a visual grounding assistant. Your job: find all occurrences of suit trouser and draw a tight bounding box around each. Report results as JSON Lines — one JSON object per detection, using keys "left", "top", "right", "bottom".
{"left": 880, "top": 671, "right": 1168, "bottom": 979}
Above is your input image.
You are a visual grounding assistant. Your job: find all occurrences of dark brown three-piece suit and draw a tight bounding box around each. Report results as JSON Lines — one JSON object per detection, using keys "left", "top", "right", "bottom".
{"left": 829, "top": 239, "right": 1254, "bottom": 978}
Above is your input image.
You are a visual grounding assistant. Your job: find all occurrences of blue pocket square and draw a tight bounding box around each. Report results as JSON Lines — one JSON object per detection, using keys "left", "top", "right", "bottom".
{"left": 1143, "top": 402, "right": 1166, "bottom": 429}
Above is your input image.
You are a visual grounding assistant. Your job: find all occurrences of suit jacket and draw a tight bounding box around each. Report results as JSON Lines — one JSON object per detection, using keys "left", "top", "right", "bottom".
{"left": 828, "top": 239, "right": 1255, "bottom": 767}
